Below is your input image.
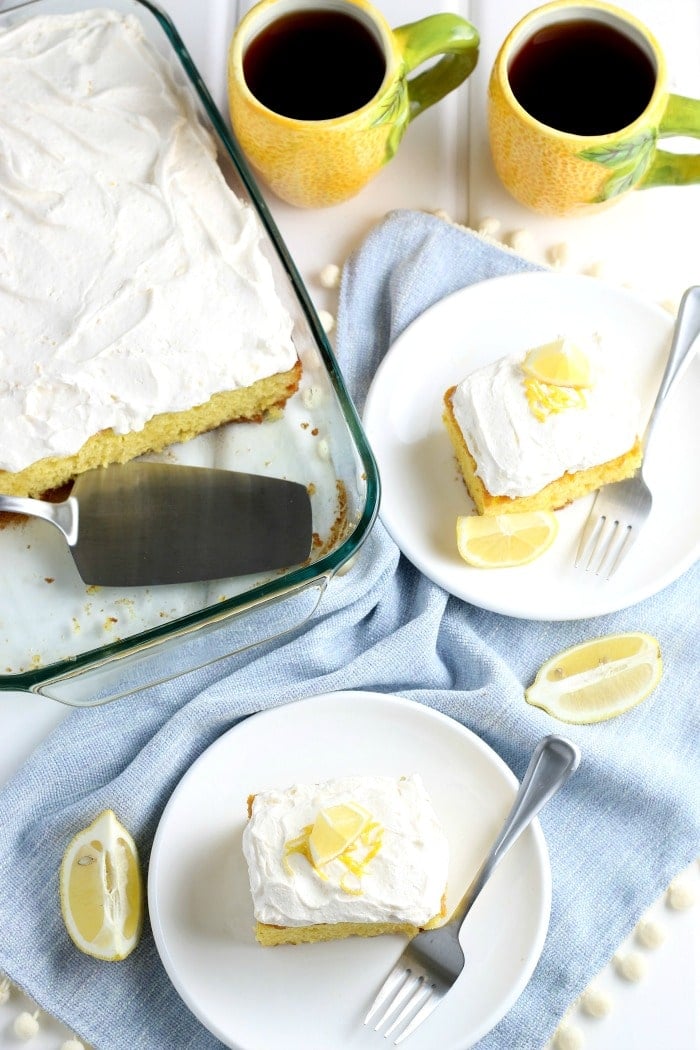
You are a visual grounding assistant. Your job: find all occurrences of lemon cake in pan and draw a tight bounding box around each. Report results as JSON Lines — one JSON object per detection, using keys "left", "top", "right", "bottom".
{"left": 443, "top": 338, "right": 642, "bottom": 515}
{"left": 242, "top": 774, "right": 449, "bottom": 946}
{"left": 0, "top": 9, "right": 300, "bottom": 498}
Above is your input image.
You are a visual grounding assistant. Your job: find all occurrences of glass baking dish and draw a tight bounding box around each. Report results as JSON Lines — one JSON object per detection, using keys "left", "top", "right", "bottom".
{"left": 0, "top": 0, "right": 379, "bottom": 706}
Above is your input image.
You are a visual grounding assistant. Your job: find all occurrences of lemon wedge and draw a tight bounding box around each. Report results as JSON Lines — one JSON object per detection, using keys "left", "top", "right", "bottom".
{"left": 309, "top": 803, "right": 371, "bottom": 867}
{"left": 456, "top": 511, "right": 558, "bottom": 568}
{"left": 59, "top": 809, "right": 143, "bottom": 961}
{"left": 525, "top": 632, "right": 662, "bottom": 724}
{"left": 522, "top": 338, "right": 592, "bottom": 388}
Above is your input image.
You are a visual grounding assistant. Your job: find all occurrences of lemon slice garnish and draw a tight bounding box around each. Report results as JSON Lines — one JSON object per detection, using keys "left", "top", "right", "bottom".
{"left": 309, "top": 803, "right": 371, "bottom": 867}
{"left": 456, "top": 511, "right": 558, "bottom": 568}
{"left": 525, "top": 631, "right": 662, "bottom": 724}
{"left": 59, "top": 809, "right": 143, "bottom": 961}
{"left": 522, "top": 338, "right": 592, "bottom": 388}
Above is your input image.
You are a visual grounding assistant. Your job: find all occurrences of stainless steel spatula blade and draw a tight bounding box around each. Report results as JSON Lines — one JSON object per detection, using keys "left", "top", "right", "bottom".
{"left": 1, "top": 462, "right": 313, "bottom": 586}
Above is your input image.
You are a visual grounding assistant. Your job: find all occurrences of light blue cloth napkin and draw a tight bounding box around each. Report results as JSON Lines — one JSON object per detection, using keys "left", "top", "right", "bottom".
{"left": 1, "top": 209, "right": 698, "bottom": 1050}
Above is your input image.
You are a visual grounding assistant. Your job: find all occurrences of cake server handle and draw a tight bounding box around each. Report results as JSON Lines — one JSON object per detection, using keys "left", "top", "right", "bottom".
{"left": 0, "top": 493, "right": 78, "bottom": 544}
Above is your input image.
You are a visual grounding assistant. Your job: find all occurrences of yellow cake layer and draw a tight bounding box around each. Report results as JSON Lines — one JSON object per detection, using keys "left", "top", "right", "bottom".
{"left": 255, "top": 909, "right": 445, "bottom": 947}
{"left": 1, "top": 363, "right": 301, "bottom": 498}
{"left": 443, "top": 386, "right": 642, "bottom": 516}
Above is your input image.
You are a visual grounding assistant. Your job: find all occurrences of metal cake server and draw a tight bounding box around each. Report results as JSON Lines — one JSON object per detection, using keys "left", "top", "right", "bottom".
{"left": 0, "top": 461, "right": 312, "bottom": 586}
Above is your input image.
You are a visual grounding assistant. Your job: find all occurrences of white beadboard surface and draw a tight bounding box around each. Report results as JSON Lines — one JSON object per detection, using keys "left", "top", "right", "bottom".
{"left": 0, "top": 1, "right": 698, "bottom": 1048}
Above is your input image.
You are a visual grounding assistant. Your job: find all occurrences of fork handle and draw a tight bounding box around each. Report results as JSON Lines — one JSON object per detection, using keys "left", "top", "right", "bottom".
{"left": 447, "top": 735, "right": 580, "bottom": 932}
{"left": 643, "top": 285, "right": 700, "bottom": 453}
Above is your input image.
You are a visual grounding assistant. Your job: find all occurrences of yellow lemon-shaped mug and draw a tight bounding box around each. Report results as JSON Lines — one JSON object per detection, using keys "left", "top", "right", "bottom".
{"left": 228, "top": 0, "right": 479, "bottom": 208}
{"left": 488, "top": 0, "right": 700, "bottom": 216}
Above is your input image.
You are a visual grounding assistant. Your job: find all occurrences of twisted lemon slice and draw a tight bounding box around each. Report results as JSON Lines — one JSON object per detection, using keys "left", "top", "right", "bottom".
{"left": 522, "top": 338, "right": 592, "bottom": 388}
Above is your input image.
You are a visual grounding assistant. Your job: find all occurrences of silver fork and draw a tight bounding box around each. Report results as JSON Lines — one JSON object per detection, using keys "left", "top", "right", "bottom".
{"left": 575, "top": 285, "right": 700, "bottom": 578}
{"left": 363, "top": 734, "right": 581, "bottom": 1045}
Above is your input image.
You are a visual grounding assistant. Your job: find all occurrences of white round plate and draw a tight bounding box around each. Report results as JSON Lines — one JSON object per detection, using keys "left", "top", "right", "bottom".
{"left": 363, "top": 272, "right": 700, "bottom": 620}
{"left": 148, "top": 690, "right": 551, "bottom": 1050}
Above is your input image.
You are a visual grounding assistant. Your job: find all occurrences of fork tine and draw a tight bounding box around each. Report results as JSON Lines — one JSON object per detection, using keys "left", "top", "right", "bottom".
{"left": 574, "top": 495, "right": 604, "bottom": 568}
{"left": 600, "top": 522, "right": 635, "bottom": 578}
{"left": 383, "top": 977, "right": 431, "bottom": 1039}
{"left": 372, "top": 972, "right": 422, "bottom": 1033}
{"left": 388, "top": 982, "right": 438, "bottom": 1041}
{"left": 363, "top": 967, "right": 411, "bottom": 1028}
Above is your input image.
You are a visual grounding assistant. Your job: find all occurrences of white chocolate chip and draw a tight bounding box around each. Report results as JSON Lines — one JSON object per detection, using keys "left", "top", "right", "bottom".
{"left": 0, "top": 976, "right": 10, "bottom": 1005}
{"left": 613, "top": 950, "right": 648, "bottom": 982}
{"left": 335, "top": 553, "right": 358, "bottom": 576}
{"left": 666, "top": 878, "right": 696, "bottom": 911}
{"left": 302, "top": 385, "right": 324, "bottom": 409}
{"left": 13, "top": 1011, "right": 40, "bottom": 1040}
{"left": 316, "top": 437, "right": 330, "bottom": 461}
{"left": 547, "top": 242, "right": 570, "bottom": 269}
{"left": 579, "top": 982, "right": 613, "bottom": 1018}
{"left": 477, "top": 216, "right": 501, "bottom": 238}
{"left": 61, "top": 1040, "right": 85, "bottom": 1050}
{"left": 552, "top": 1021, "right": 585, "bottom": 1050}
{"left": 317, "top": 309, "right": 335, "bottom": 334}
{"left": 318, "top": 263, "right": 341, "bottom": 289}
{"left": 635, "top": 916, "right": 667, "bottom": 948}
{"left": 508, "top": 228, "right": 536, "bottom": 256}
{"left": 584, "top": 260, "right": 607, "bottom": 278}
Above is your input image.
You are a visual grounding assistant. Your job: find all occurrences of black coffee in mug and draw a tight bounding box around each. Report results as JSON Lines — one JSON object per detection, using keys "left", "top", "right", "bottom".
{"left": 243, "top": 9, "right": 386, "bottom": 121}
{"left": 507, "top": 19, "right": 656, "bottom": 135}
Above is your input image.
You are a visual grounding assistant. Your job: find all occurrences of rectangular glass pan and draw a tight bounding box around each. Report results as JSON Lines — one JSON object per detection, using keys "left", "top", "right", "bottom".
{"left": 0, "top": 0, "right": 379, "bottom": 705}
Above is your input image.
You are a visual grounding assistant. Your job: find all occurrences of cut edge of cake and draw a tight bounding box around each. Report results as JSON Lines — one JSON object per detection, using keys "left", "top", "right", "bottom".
{"left": 1, "top": 362, "right": 301, "bottom": 498}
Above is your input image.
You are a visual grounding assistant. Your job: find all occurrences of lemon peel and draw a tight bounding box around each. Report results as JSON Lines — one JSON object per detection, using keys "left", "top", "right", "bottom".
{"left": 456, "top": 511, "right": 558, "bottom": 568}
{"left": 59, "top": 809, "right": 143, "bottom": 961}
{"left": 525, "top": 631, "right": 662, "bottom": 724}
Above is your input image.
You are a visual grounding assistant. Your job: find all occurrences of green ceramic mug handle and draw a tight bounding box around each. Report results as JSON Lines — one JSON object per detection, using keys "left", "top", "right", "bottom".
{"left": 393, "top": 15, "right": 480, "bottom": 122}
{"left": 641, "top": 93, "right": 700, "bottom": 188}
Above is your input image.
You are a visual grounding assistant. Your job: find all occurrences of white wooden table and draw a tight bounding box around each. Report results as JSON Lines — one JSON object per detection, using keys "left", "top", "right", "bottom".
{"left": 1, "top": 0, "right": 698, "bottom": 1047}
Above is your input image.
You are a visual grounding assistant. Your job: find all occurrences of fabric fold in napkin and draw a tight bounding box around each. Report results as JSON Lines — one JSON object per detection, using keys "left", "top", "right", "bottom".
{"left": 1, "top": 209, "right": 698, "bottom": 1050}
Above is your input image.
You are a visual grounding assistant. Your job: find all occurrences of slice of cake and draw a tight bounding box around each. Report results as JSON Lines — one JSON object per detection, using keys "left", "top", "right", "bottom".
{"left": 241, "top": 774, "right": 449, "bottom": 946}
{"left": 0, "top": 10, "right": 300, "bottom": 498}
{"left": 443, "top": 337, "right": 642, "bottom": 515}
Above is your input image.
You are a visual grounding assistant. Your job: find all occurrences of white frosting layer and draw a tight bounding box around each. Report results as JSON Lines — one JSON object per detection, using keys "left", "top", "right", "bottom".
{"left": 242, "top": 775, "right": 449, "bottom": 927}
{"left": 0, "top": 10, "right": 297, "bottom": 473}
{"left": 450, "top": 347, "right": 640, "bottom": 498}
